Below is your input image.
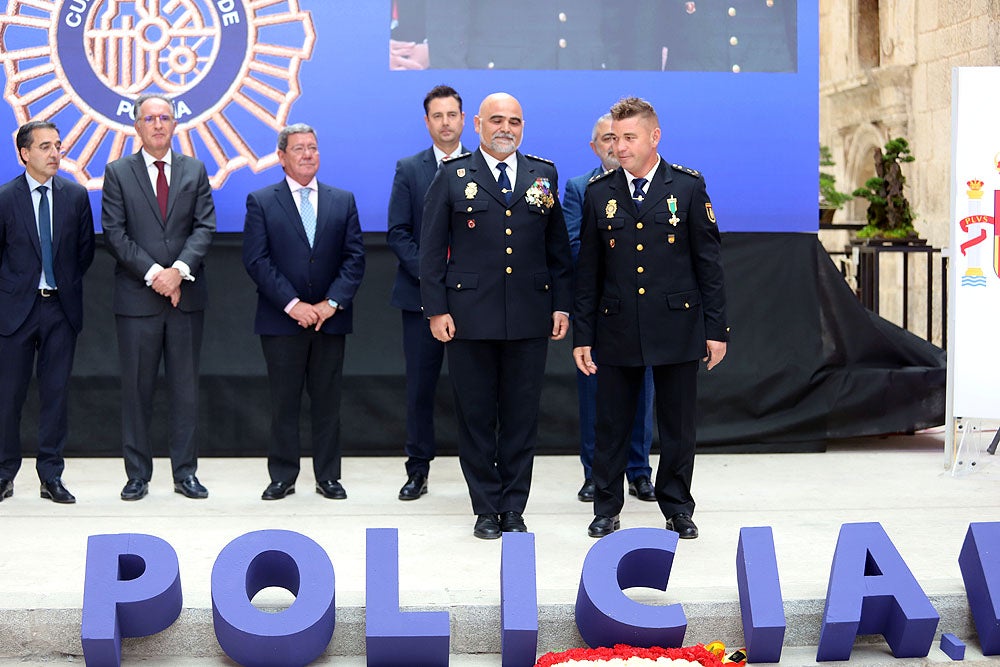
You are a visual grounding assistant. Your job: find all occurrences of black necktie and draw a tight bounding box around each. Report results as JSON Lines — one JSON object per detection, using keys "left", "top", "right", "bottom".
{"left": 632, "top": 177, "right": 648, "bottom": 209}
{"left": 497, "top": 162, "right": 512, "bottom": 204}
{"left": 37, "top": 185, "right": 55, "bottom": 288}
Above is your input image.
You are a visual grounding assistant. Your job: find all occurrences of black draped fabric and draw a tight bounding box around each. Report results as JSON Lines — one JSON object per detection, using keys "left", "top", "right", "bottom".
{"left": 19, "top": 232, "right": 944, "bottom": 457}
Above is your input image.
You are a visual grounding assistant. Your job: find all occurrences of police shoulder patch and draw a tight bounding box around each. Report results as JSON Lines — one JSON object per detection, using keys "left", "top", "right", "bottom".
{"left": 524, "top": 153, "right": 554, "bottom": 165}
{"left": 587, "top": 170, "right": 615, "bottom": 184}
{"left": 671, "top": 163, "right": 701, "bottom": 178}
{"left": 443, "top": 152, "right": 471, "bottom": 163}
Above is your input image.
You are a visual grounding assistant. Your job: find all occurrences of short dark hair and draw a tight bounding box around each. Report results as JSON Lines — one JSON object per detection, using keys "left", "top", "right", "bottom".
{"left": 133, "top": 93, "right": 176, "bottom": 121}
{"left": 610, "top": 96, "right": 659, "bottom": 126}
{"left": 15, "top": 120, "right": 58, "bottom": 165}
{"left": 423, "top": 85, "right": 462, "bottom": 115}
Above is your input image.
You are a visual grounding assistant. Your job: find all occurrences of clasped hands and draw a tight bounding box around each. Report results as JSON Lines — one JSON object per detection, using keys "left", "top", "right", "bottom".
{"left": 289, "top": 300, "right": 337, "bottom": 331}
{"left": 151, "top": 267, "right": 182, "bottom": 307}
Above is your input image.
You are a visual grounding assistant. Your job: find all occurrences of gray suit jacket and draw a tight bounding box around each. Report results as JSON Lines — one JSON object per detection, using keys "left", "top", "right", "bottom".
{"left": 101, "top": 150, "right": 215, "bottom": 316}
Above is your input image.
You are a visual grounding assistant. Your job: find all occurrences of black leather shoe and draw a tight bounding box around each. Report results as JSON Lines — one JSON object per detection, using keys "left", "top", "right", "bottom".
{"left": 40, "top": 478, "right": 76, "bottom": 504}
{"left": 121, "top": 479, "right": 148, "bottom": 501}
{"left": 398, "top": 473, "right": 428, "bottom": 501}
{"left": 500, "top": 511, "right": 527, "bottom": 532}
{"left": 473, "top": 514, "right": 501, "bottom": 540}
{"left": 577, "top": 478, "right": 595, "bottom": 502}
{"left": 0, "top": 478, "right": 13, "bottom": 501}
{"left": 316, "top": 480, "right": 347, "bottom": 499}
{"left": 666, "top": 513, "right": 699, "bottom": 539}
{"left": 628, "top": 476, "right": 656, "bottom": 502}
{"left": 174, "top": 475, "right": 208, "bottom": 499}
{"left": 588, "top": 515, "right": 620, "bottom": 538}
{"left": 262, "top": 481, "right": 295, "bottom": 500}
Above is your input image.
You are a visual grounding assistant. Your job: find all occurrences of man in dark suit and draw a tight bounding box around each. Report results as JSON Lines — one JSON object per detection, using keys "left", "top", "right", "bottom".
{"left": 0, "top": 120, "right": 94, "bottom": 504}
{"left": 574, "top": 97, "right": 728, "bottom": 540}
{"left": 102, "top": 93, "right": 216, "bottom": 501}
{"left": 387, "top": 85, "right": 465, "bottom": 501}
{"left": 420, "top": 92, "right": 573, "bottom": 539}
{"left": 563, "top": 113, "right": 656, "bottom": 505}
{"left": 243, "top": 124, "right": 365, "bottom": 501}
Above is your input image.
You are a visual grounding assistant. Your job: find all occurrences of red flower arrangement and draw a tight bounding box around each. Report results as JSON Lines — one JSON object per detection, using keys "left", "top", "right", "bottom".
{"left": 535, "top": 643, "right": 728, "bottom": 667}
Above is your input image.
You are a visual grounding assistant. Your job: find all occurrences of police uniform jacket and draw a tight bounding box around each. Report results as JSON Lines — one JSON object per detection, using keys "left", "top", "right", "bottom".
{"left": 573, "top": 159, "right": 727, "bottom": 366}
{"left": 420, "top": 149, "right": 573, "bottom": 340}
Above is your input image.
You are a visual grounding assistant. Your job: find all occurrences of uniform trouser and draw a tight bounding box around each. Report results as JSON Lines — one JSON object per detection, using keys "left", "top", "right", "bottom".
{"left": 593, "top": 360, "right": 699, "bottom": 520}
{"left": 0, "top": 294, "right": 76, "bottom": 482}
{"left": 261, "top": 331, "right": 345, "bottom": 484}
{"left": 577, "top": 365, "right": 654, "bottom": 482}
{"left": 401, "top": 309, "right": 445, "bottom": 476}
{"left": 116, "top": 308, "right": 203, "bottom": 482}
{"left": 446, "top": 337, "right": 548, "bottom": 515}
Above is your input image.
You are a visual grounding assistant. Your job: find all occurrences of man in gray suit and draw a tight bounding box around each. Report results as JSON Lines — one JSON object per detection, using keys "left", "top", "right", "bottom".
{"left": 101, "top": 93, "right": 216, "bottom": 501}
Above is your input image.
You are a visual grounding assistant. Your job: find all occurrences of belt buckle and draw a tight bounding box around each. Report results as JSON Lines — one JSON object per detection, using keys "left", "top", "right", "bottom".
{"left": 39, "top": 288, "right": 54, "bottom": 297}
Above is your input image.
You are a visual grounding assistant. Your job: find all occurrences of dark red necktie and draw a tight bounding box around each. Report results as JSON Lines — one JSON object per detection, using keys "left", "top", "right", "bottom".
{"left": 154, "top": 160, "right": 168, "bottom": 219}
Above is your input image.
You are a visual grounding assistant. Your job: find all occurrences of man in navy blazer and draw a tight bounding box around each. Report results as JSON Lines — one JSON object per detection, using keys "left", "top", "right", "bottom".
{"left": 420, "top": 92, "right": 573, "bottom": 538}
{"left": 563, "top": 113, "right": 656, "bottom": 505}
{"left": 387, "top": 84, "right": 465, "bottom": 501}
{"left": 0, "top": 120, "right": 94, "bottom": 504}
{"left": 243, "top": 124, "right": 365, "bottom": 501}
{"left": 102, "top": 94, "right": 216, "bottom": 501}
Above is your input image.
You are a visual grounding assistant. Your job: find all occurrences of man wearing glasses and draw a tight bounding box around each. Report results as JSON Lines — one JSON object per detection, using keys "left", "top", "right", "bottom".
{"left": 0, "top": 120, "right": 94, "bottom": 504}
{"left": 101, "top": 93, "right": 216, "bottom": 501}
{"left": 242, "top": 124, "right": 365, "bottom": 501}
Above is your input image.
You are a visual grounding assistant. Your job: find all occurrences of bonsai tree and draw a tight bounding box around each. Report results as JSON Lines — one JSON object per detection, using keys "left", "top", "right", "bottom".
{"left": 852, "top": 137, "right": 918, "bottom": 240}
{"left": 819, "top": 145, "right": 852, "bottom": 210}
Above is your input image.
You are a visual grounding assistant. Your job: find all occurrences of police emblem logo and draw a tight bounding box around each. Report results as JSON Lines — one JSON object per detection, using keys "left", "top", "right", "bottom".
{"left": 0, "top": 0, "right": 315, "bottom": 189}
{"left": 465, "top": 181, "right": 477, "bottom": 199}
{"left": 457, "top": 168, "right": 466, "bottom": 177}
{"left": 705, "top": 202, "right": 716, "bottom": 223}
{"left": 605, "top": 199, "right": 617, "bottom": 218}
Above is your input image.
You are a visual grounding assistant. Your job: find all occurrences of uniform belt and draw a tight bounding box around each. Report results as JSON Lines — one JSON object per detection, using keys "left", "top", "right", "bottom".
{"left": 38, "top": 288, "right": 57, "bottom": 297}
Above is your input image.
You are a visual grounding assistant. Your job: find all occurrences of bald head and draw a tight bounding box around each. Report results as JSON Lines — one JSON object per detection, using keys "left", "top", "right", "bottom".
{"left": 474, "top": 92, "right": 523, "bottom": 160}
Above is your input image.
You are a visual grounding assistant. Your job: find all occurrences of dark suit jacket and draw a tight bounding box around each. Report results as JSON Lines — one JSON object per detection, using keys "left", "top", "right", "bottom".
{"left": 419, "top": 149, "right": 573, "bottom": 340}
{"left": 574, "top": 159, "right": 727, "bottom": 367}
{"left": 101, "top": 151, "right": 216, "bottom": 316}
{"left": 0, "top": 173, "right": 94, "bottom": 335}
{"left": 242, "top": 179, "right": 365, "bottom": 336}
{"left": 562, "top": 165, "right": 603, "bottom": 262}
{"left": 387, "top": 146, "right": 438, "bottom": 312}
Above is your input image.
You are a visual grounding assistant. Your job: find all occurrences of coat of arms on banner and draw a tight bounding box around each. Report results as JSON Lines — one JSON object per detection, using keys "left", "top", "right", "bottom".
{"left": 957, "top": 177, "right": 999, "bottom": 287}
{"left": 0, "top": 0, "right": 315, "bottom": 189}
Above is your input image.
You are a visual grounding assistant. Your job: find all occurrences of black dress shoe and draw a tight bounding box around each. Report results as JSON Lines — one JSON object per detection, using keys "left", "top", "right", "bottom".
{"left": 40, "top": 478, "right": 76, "bottom": 504}
{"left": 473, "top": 514, "right": 501, "bottom": 540}
{"left": 628, "top": 476, "right": 657, "bottom": 502}
{"left": 577, "top": 478, "right": 595, "bottom": 502}
{"left": 316, "top": 480, "right": 347, "bottom": 499}
{"left": 500, "top": 511, "right": 527, "bottom": 532}
{"left": 120, "top": 479, "right": 148, "bottom": 501}
{"left": 0, "top": 478, "right": 12, "bottom": 501}
{"left": 588, "top": 515, "right": 620, "bottom": 538}
{"left": 398, "top": 473, "right": 428, "bottom": 501}
{"left": 666, "top": 513, "right": 699, "bottom": 539}
{"left": 174, "top": 475, "right": 209, "bottom": 499}
{"left": 261, "top": 480, "right": 295, "bottom": 500}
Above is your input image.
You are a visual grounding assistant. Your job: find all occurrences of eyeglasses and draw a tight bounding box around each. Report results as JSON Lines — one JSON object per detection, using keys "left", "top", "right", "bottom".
{"left": 287, "top": 145, "right": 319, "bottom": 155}
{"left": 140, "top": 114, "right": 174, "bottom": 125}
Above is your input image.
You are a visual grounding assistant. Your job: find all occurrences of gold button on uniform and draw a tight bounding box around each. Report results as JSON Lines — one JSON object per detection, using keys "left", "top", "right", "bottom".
{"left": 505, "top": 267, "right": 512, "bottom": 274}
{"left": 732, "top": 65, "right": 741, "bottom": 73}
{"left": 728, "top": 7, "right": 736, "bottom": 16}
{"left": 506, "top": 247, "right": 513, "bottom": 255}
{"left": 730, "top": 36, "right": 738, "bottom": 46}
{"left": 456, "top": 283, "right": 462, "bottom": 289}
{"left": 636, "top": 222, "right": 643, "bottom": 229}
{"left": 607, "top": 224, "right": 612, "bottom": 230}
{"left": 558, "top": 11, "right": 567, "bottom": 21}
{"left": 684, "top": 302, "right": 690, "bottom": 309}
{"left": 467, "top": 206, "right": 473, "bottom": 212}
{"left": 636, "top": 243, "right": 644, "bottom": 251}
{"left": 558, "top": 38, "right": 567, "bottom": 48}
{"left": 505, "top": 210, "right": 512, "bottom": 217}
{"left": 637, "top": 266, "right": 644, "bottom": 273}
{"left": 505, "top": 228, "right": 512, "bottom": 235}
{"left": 638, "top": 288, "right": 645, "bottom": 295}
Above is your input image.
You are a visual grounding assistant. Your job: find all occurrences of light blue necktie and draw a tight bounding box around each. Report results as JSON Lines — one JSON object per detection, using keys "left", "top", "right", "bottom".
{"left": 299, "top": 187, "right": 316, "bottom": 247}
{"left": 37, "top": 185, "right": 55, "bottom": 288}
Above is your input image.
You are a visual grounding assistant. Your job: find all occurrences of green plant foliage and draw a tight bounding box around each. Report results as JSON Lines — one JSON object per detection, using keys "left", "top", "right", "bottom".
{"left": 851, "top": 137, "right": 918, "bottom": 239}
{"left": 819, "top": 145, "right": 852, "bottom": 209}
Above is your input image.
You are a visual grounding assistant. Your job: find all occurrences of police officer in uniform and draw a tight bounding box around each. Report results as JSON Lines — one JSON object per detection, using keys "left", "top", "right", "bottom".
{"left": 574, "top": 97, "right": 728, "bottom": 539}
{"left": 420, "top": 92, "right": 573, "bottom": 539}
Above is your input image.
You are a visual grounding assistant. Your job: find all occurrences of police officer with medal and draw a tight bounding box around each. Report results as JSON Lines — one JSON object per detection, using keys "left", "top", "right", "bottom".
{"left": 573, "top": 97, "right": 728, "bottom": 540}
{"left": 420, "top": 92, "right": 573, "bottom": 540}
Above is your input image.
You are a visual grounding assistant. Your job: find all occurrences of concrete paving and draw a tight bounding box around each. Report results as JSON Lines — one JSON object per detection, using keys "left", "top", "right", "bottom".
{"left": 1, "top": 431, "right": 999, "bottom": 665}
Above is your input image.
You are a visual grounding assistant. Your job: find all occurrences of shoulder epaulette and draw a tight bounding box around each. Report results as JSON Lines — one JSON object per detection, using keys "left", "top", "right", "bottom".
{"left": 670, "top": 163, "right": 701, "bottom": 178}
{"left": 524, "top": 153, "right": 554, "bottom": 165}
{"left": 443, "top": 152, "right": 471, "bottom": 163}
{"left": 587, "top": 170, "right": 615, "bottom": 184}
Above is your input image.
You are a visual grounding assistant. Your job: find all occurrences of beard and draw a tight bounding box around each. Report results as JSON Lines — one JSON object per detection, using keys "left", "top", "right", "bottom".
{"left": 486, "top": 132, "right": 518, "bottom": 155}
